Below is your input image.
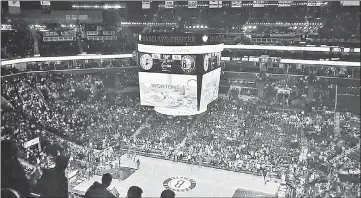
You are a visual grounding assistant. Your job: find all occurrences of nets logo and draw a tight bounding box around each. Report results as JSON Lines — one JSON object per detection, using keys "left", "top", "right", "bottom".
{"left": 163, "top": 177, "right": 196, "bottom": 192}
{"left": 180, "top": 56, "right": 195, "bottom": 73}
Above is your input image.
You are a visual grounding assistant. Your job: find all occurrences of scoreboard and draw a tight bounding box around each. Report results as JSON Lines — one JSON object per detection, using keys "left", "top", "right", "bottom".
{"left": 138, "top": 52, "right": 222, "bottom": 74}
{"left": 137, "top": 32, "right": 224, "bottom": 115}
{"left": 138, "top": 53, "right": 198, "bottom": 74}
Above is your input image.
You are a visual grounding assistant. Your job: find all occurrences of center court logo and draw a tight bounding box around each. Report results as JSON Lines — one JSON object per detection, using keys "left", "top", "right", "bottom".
{"left": 163, "top": 177, "right": 196, "bottom": 192}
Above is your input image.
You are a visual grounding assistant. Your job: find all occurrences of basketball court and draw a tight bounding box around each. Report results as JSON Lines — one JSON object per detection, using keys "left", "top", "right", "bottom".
{"left": 72, "top": 155, "right": 279, "bottom": 197}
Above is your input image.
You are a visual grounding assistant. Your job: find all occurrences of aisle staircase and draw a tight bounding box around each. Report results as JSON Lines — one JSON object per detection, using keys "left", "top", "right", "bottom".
{"left": 330, "top": 144, "right": 360, "bottom": 164}
{"left": 299, "top": 137, "right": 309, "bottom": 161}
{"left": 177, "top": 112, "right": 207, "bottom": 149}
{"left": 30, "top": 29, "right": 40, "bottom": 56}
{"left": 131, "top": 112, "right": 155, "bottom": 139}
{"left": 77, "top": 38, "right": 84, "bottom": 54}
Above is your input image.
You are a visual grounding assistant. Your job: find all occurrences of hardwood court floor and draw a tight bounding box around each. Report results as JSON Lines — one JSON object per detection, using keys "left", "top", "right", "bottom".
{"left": 72, "top": 155, "right": 279, "bottom": 197}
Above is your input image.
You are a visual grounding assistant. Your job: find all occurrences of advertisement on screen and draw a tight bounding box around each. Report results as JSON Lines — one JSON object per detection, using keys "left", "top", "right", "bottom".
{"left": 139, "top": 72, "right": 198, "bottom": 110}
{"left": 200, "top": 67, "right": 221, "bottom": 108}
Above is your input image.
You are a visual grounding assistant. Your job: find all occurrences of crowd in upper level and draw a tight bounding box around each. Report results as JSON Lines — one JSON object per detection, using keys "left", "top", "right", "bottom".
{"left": 1, "top": 58, "right": 136, "bottom": 76}
{"left": 1, "top": 22, "right": 134, "bottom": 59}
{"left": 1, "top": 29, "right": 34, "bottom": 59}
{"left": 1, "top": 1, "right": 360, "bottom": 59}
{"left": 222, "top": 49, "right": 361, "bottom": 62}
{"left": 156, "top": 2, "right": 360, "bottom": 44}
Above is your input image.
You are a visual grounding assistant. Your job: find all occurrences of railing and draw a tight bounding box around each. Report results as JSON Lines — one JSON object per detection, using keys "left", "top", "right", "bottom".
{"left": 224, "top": 44, "right": 360, "bottom": 53}
{"left": 1, "top": 54, "right": 133, "bottom": 65}
{"left": 1, "top": 44, "right": 360, "bottom": 67}
{"left": 221, "top": 57, "right": 360, "bottom": 67}
{"left": 2, "top": 53, "right": 360, "bottom": 68}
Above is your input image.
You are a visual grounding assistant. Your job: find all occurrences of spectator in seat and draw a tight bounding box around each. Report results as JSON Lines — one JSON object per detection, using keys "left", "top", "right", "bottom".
{"left": 84, "top": 173, "right": 115, "bottom": 198}
{"left": 35, "top": 156, "right": 69, "bottom": 198}
{"left": 127, "top": 186, "right": 143, "bottom": 198}
{"left": 160, "top": 189, "right": 175, "bottom": 198}
{"left": 1, "top": 140, "right": 31, "bottom": 198}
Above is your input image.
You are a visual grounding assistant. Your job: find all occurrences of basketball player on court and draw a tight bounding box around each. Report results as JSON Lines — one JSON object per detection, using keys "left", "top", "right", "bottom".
{"left": 198, "top": 151, "right": 203, "bottom": 168}
{"left": 133, "top": 151, "right": 136, "bottom": 163}
{"left": 136, "top": 159, "right": 140, "bottom": 170}
{"left": 187, "top": 155, "right": 193, "bottom": 170}
{"left": 262, "top": 168, "right": 267, "bottom": 185}
{"left": 118, "top": 155, "right": 121, "bottom": 168}
{"left": 191, "top": 155, "right": 196, "bottom": 170}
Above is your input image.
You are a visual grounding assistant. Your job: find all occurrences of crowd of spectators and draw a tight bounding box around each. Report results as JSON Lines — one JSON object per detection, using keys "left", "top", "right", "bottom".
{"left": 2, "top": 2, "right": 360, "bottom": 59}
{"left": 39, "top": 40, "right": 80, "bottom": 57}
{"left": 1, "top": 59, "right": 360, "bottom": 197}
{"left": 1, "top": 58, "right": 136, "bottom": 76}
{"left": 1, "top": 23, "right": 134, "bottom": 59}
{"left": 157, "top": 8, "right": 179, "bottom": 25}
{"left": 2, "top": 3, "right": 361, "bottom": 198}
{"left": 224, "top": 62, "right": 360, "bottom": 81}
{"left": 1, "top": 65, "right": 147, "bottom": 195}
{"left": 155, "top": 3, "right": 359, "bottom": 46}
{"left": 2, "top": 66, "right": 139, "bottom": 145}
{"left": 222, "top": 49, "right": 361, "bottom": 62}
{"left": 1, "top": 30, "right": 34, "bottom": 59}
{"left": 319, "top": 5, "right": 360, "bottom": 40}
{"left": 164, "top": 97, "right": 359, "bottom": 197}
{"left": 82, "top": 39, "right": 127, "bottom": 55}
{"left": 224, "top": 71, "right": 360, "bottom": 113}
{"left": 135, "top": 113, "right": 193, "bottom": 156}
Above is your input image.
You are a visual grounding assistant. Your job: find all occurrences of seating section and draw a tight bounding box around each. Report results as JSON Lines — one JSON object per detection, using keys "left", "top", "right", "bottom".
{"left": 1, "top": 61, "right": 360, "bottom": 197}
{"left": 1, "top": 30, "right": 34, "bottom": 59}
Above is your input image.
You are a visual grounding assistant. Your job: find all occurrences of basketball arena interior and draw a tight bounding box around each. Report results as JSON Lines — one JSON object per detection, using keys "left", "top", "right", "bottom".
{"left": 1, "top": 1, "right": 360, "bottom": 198}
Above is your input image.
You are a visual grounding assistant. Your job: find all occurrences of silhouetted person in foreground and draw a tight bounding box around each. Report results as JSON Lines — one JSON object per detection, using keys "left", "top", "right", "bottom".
{"left": 126, "top": 186, "right": 143, "bottom": 198}
{"left": 1, "top": 140, "right": 31, "bottom": 198}
{"left": 35, "top": 156, "right": 69, "bottom": 198}
{"left": 160, "top": 189, "right": 175, "bottom": 198}
{"left": 85, "top": 173, "right": 115, "bottom": 198}
{"left": 1, "top": 188, "right": 21, "bottom": 198}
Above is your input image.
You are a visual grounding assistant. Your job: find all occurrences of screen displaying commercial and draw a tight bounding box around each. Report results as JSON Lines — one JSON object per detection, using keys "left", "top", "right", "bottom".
{"left": 139, "top": 72, "right": 198, "bottom": 110}
{"left": 138, "top": 53, "right": 199, "bottom": 74}
{"left": 200, "top": 67, "right": 222, "bottom": 108}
